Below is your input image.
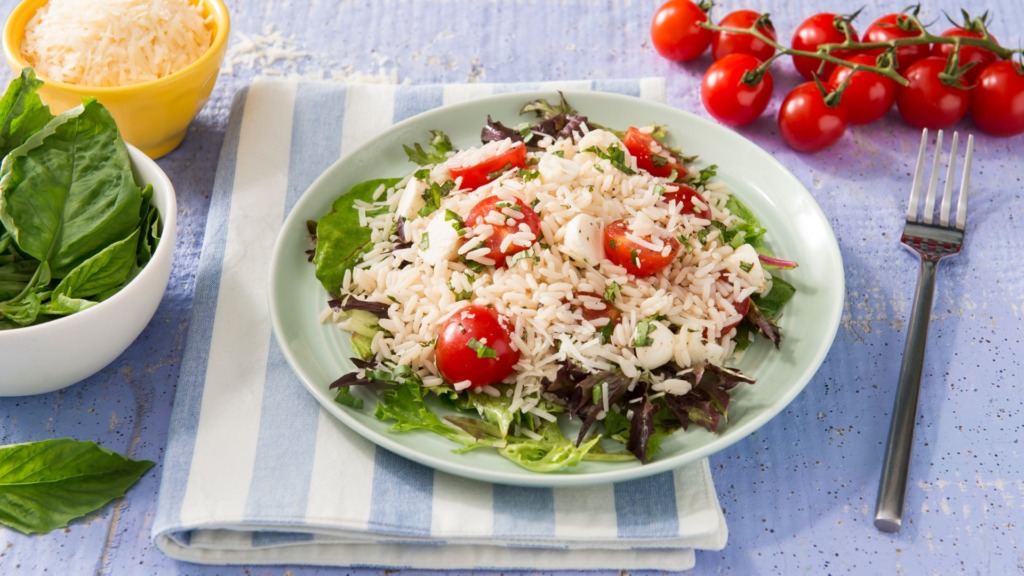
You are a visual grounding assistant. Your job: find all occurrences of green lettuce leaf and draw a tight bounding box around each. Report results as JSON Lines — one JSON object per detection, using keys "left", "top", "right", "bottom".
{"left": 374, "top": 377, "right": 486, "bottom": 448}
{"left": 498, "top": 423, "right": 600, "bottom": 473}
{"left": 313, "top": 178, "right": 400, "bottom": 295}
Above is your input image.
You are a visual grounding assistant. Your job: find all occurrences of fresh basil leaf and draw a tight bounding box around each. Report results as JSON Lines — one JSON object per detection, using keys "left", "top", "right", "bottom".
{"left": 313, "top": 178, "right": 401, "bottom": 295}
{"left": 0, "top": 99, "right": 144, "bottom": 279}
{"left": 51, "top": 229, "right": 139, "bottom": 301}
{"left": 0, "top": 68, "right": 53, "bottom": 159}
{"left": 0, "top": 438, "right": 153, "bottom": 534}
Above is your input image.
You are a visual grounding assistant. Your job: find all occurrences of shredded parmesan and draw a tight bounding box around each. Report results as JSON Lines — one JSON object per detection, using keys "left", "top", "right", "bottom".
{"left": 21, "top": 0, "right": 213, "bottom": 87}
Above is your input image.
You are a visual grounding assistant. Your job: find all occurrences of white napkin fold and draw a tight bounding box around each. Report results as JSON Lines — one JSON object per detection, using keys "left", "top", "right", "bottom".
{"left": 151, "top": 78, "right": 728, "bottom": 571}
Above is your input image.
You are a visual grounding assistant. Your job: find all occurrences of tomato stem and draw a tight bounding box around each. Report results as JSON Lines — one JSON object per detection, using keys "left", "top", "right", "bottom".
{"left": 699, "top": 10, "right": 1019, "bottom": 88}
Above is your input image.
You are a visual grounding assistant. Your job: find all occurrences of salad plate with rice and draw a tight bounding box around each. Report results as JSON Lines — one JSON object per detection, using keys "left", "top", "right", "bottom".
{"left": 269, "top": 91, "right": 844, "bottom": 487}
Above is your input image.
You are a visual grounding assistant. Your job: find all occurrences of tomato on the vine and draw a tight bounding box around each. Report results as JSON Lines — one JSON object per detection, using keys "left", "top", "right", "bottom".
{"left": 932, "top": 27, "right": 1000, "bottom": 84}
{"left": 603, "top": 219, "right": 680, "bottom": 277}
{"left": 623, "top": 127, "right": 683, "bottom": 178}
{"left": 791, "top": 12, "right": 859, "bottom": 80}
{"left": 896, "top": 56, "right": 971, "bottom": 129}
{"left": 450, "top": 143, "right": 527, "bottom": 191}
{"left": 661, "top": 183, "right": 711, "bottom": 220}
{"left": 650, "top": 0, "right": 712, "bottom": 62}
{"left": 970, "top": 60, "right": 1024, "bottom": 137}
{"left": 466, "top": 196, "right": 542, "bottom": 267}
{"left": 711, "top": 10, "right": 776, "bottom": 62}
{"left": 435, "top": 305, "right": 520, "bottom": 389}
{"left": 828, "top": 54, "right": 898, "bottom": 125}
{"left": 700, "top": 53, "right": 774, "bottom": 127}
{"left": 862, "top": 13, "right": 931, "bottom": 71}
{"left": 778, "top": 82, "right": 848, "bottom": 152}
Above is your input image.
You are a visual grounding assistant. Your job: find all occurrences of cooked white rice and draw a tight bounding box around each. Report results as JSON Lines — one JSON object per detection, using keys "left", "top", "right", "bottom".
{"left": 329, "top": 126, "right": 770, "bottom": 417}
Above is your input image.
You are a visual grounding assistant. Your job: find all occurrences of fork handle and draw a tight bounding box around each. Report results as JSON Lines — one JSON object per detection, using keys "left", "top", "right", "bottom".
{"left": 874, "top": 257, "right": 938, "bottom": 532}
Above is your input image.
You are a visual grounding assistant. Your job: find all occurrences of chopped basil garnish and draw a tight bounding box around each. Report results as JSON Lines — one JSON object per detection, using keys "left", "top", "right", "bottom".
{"left": 467, "top": 337, "right": 498, "bottom": 359}
{"left": 634, "top": 318, "right": 655, "bottom": 347}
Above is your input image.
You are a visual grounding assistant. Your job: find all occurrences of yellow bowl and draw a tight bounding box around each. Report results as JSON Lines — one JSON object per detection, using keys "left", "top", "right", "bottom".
{"left": 2, "top": 0, "right": 230, "bottom": 159}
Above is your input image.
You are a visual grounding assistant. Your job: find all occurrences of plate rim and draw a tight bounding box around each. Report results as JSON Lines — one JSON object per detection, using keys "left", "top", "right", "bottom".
{"left": 268, "top": 89, "right": 846, "bottom": 487}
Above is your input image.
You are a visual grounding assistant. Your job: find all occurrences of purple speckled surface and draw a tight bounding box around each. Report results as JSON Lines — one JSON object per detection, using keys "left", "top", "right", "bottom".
{"left": 1, "top": 0, "right": 1022, "bottom": 574}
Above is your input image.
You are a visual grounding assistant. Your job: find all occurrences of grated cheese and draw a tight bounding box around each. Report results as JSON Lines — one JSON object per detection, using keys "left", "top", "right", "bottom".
{"left": 21, "top": 0, "right": 213, "bottom": 87}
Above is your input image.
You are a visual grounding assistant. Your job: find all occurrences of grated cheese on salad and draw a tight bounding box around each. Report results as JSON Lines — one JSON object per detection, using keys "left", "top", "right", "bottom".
{"left": 21, "top": 0, "right": 213, "bottom": 87}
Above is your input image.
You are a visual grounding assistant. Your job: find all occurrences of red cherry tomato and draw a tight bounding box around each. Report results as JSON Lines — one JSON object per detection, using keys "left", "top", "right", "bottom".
{"left": 932, "top": 27, "right": 999, "bottom": 84}
{"left": 970, "top": 60, "right": 1024, "bottom": 137}
{"left": 650, "top": 0, "right": 712, "bottom": 62}
{"left": 700, "top": 53, "right": 774, "bottom": 127}
{"left": 862, "top": 13, "right": 930, "bottom": 71}
{"left": 466, "top": 196, "right": 541, "bottom": 267}
{"left": 622, "top": 127, "right": 683, "bottom": 178}
{"left": 778, "top": 82, "right": 848, "bottom": 153}
{"left": 721, "top": 296, "right": 751, "bottom": 335}
{"left": 435, "top": 305, "right": 520, "bottom": 389}
{"left": 828, "top": 54, "right": 898, "bottom": 125}
{"left": 661, "top": 183, "right": 711, "bottom": 220}
{"left": 576, "top": 291, "right": 622, "bottom": 326}
{"left": 603, "top": 219, "right": 680, "bottom": 277}
{"left": 449, "top": 142, "right": 527, "bottom": 191}
{"left": 711, "top": 10, "right": 776, "bottom": 62}
{"left": 791, "top": 12, "right": 859, "bottom": 80}
{"left": 896, "top": 56, "right": 971, "bottom": 129}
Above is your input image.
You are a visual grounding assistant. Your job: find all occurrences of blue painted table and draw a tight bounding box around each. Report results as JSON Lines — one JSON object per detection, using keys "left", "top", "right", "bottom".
{"left": 1, "top": 0, "right": 1022, "bottom": 574}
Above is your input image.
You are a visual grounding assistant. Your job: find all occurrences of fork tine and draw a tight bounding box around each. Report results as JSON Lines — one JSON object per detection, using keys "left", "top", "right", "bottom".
{"left": 956, "top": 134, "right": 974, "bottom": 230}
{"left": 921, "top": 130, "right": 943, "bottom": 224}
{"left": 907, "top": 129, "right": 929, "bottom": 221}
{"left": 939, "top": 132, "right": 959, "bottom": 227}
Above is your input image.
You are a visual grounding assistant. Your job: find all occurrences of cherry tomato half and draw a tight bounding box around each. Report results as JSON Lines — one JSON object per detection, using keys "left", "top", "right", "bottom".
{"left": 700, "top": 53, "right": 774, "bottom": 127}
{"left": 435, "top": 305, "right": 520, "bottom": 389}
{"left": 623, "top": 127, "right": 683, "bottom": 178}
{"left": 862, "top": 13, "right": 930, "bottom": 71}
{"left": 721, "top": 296, "right": 751, "bottom": 336}
{"left": 970, "top": 60, "right": 1024, "bottom": 137}
{"left": 712, "top": 10, "right": 777, "bottom": 62}
{"left": 662, "top": 183, "right": 711, "bottom": 220}
{"left": 791, "top": 12, "right": 859, "bottom": 80}
{"left": 778, "top": 82, "right": 848, "bottom": 153}
{"left": 896, "top": 56, "right": 971, "bottom": 129}
{"left": 466, "top": 196, "right": 542, "bottom": 267}
{"left": 603, "top": 219, "right": 680, "bottom": 276}
{"left": 650, "top": 0, "right": 712, "bottom": 62}
{"left": 932, "top": 27, "right": 999, "bottom": 85}
{"left": 828, "top": 54, "right": 898, "bottom": 125}
{"left": 449, "top": 142, "right": 527, "bottom": 191}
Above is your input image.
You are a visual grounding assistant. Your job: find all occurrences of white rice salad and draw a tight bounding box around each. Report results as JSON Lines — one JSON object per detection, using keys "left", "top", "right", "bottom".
{"left": 314, "top": 96, "right": 795, "bottom": 471}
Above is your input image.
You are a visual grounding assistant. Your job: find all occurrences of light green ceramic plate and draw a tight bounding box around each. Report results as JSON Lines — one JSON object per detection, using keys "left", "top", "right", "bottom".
{"left": 268, "top": 90, "right": 845, "bottom": 487}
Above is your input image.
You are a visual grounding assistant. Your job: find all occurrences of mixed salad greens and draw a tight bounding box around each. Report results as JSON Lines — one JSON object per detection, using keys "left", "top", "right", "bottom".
{"left": 0, "top": 69, "right": 161, "bottom": 329}
{"left": 308, "top": 94, "right": 795, "bottom": 472}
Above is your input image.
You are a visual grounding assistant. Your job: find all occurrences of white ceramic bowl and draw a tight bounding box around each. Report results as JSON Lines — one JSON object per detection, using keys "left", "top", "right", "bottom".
{"left": 0, "top": 146, "right": 176, "bottom": 396}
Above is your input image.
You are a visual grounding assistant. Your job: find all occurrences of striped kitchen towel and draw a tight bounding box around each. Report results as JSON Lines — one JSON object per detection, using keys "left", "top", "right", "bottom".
{"left": 152, "top": 78, "right": 728, "bottom": 571}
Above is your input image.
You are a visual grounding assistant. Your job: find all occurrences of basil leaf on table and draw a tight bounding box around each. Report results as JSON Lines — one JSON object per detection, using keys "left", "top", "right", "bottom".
{"left": 0, "top": 438, "right": 154, "bottom": 534}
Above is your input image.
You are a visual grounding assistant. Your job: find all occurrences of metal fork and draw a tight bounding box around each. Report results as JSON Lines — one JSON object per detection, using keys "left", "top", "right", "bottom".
{"left": 874, "top": 129, "right": 974, "bottom": 533}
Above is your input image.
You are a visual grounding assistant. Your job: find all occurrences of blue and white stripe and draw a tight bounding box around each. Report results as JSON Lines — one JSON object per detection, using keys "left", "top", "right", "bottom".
{"left": 152, "top": 78, "right": 726, "bottom": 570}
